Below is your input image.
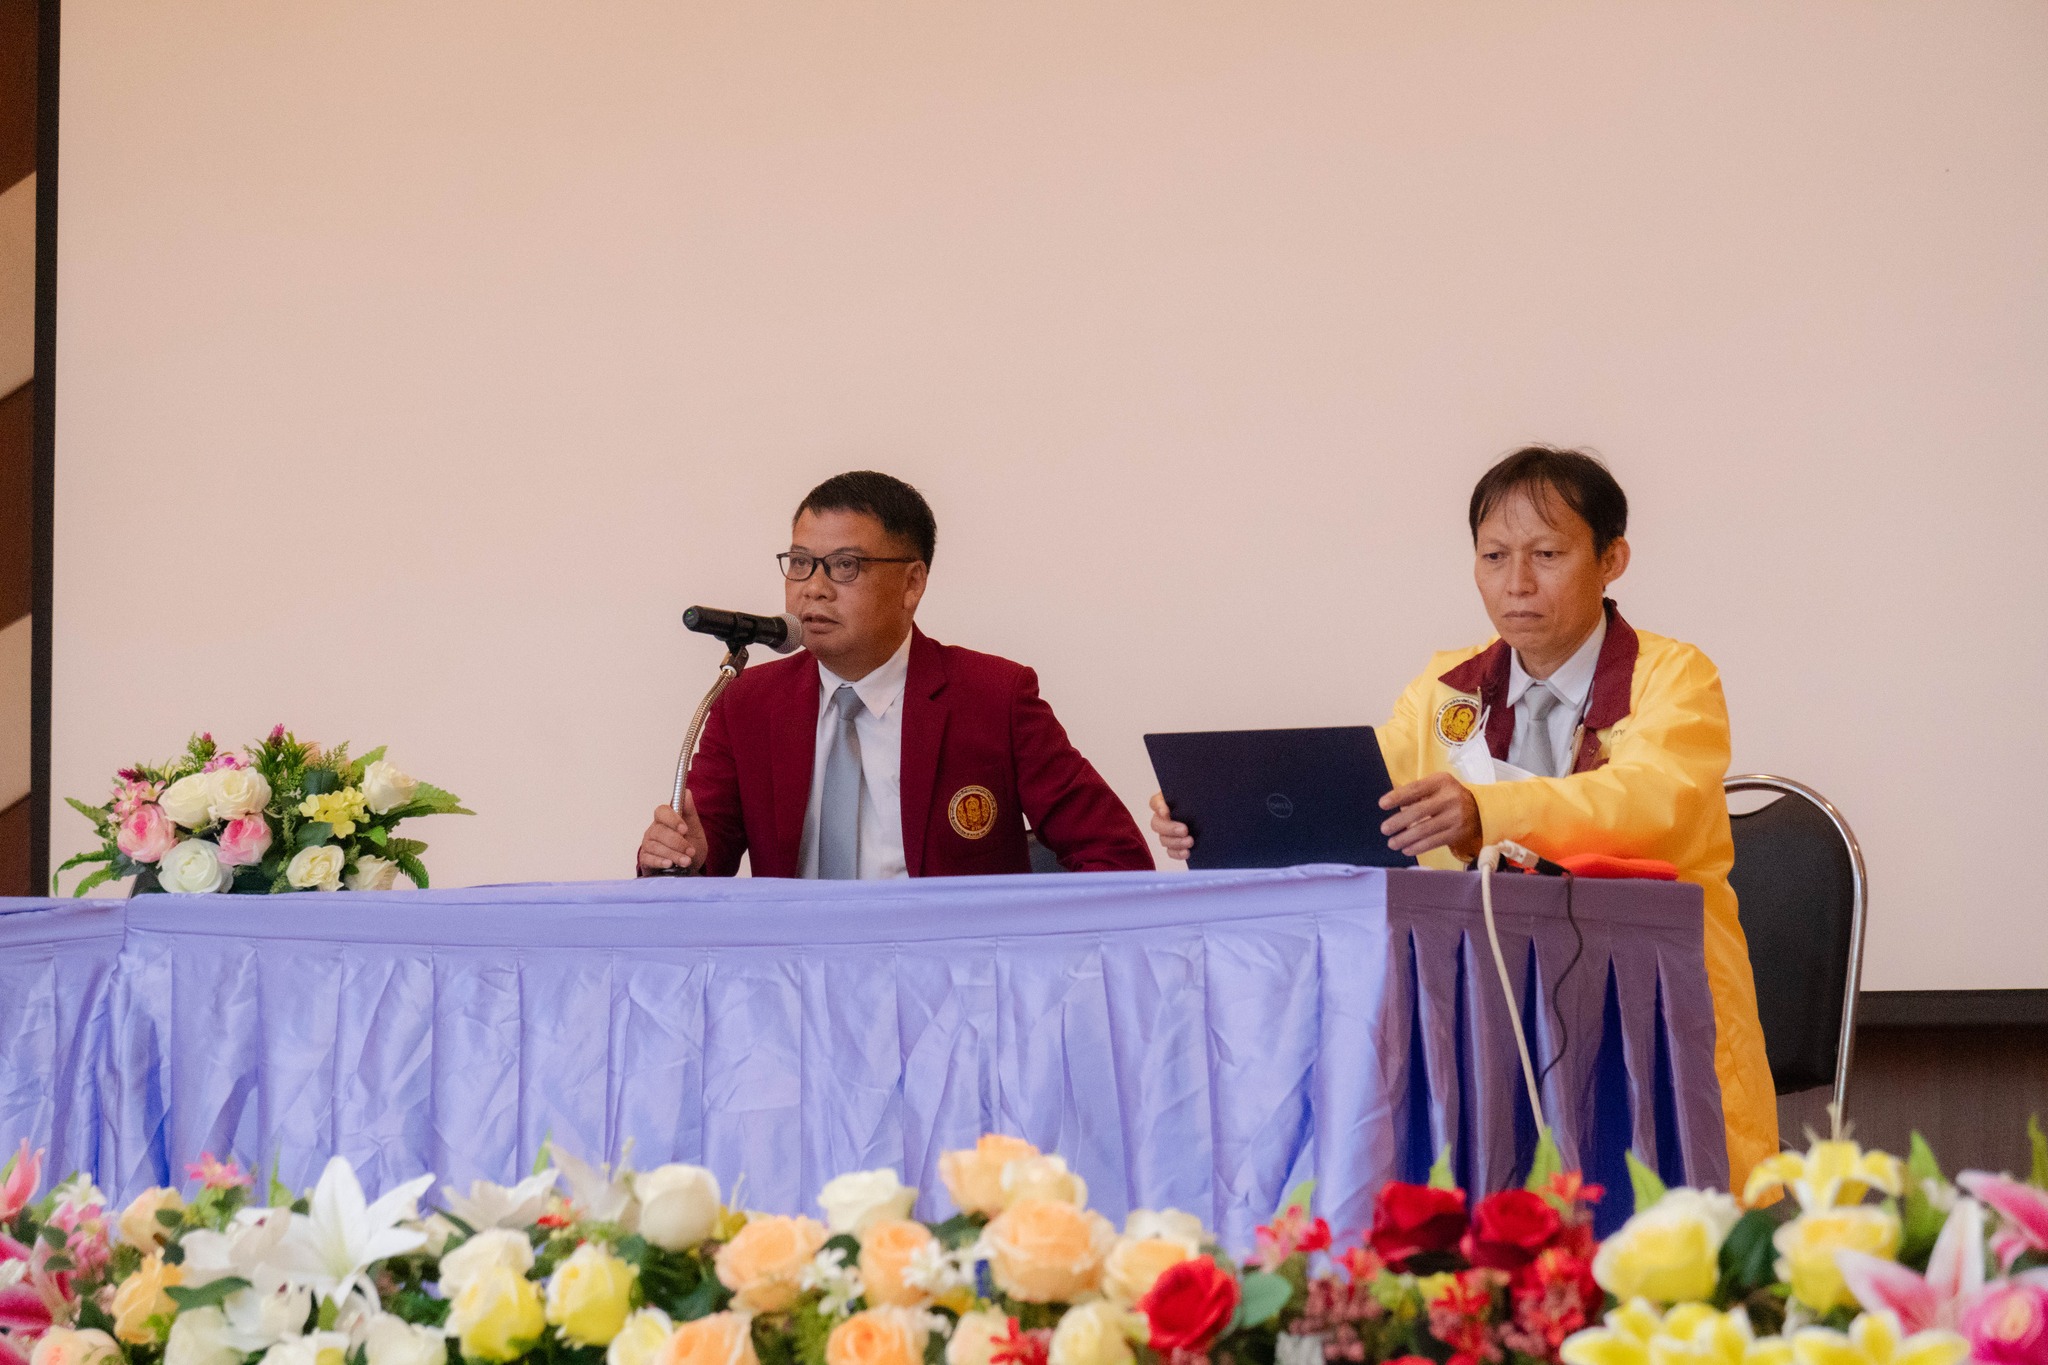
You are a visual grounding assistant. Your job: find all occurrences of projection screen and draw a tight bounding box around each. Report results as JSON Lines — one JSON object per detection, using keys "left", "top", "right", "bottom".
{"left": 49, "top": 1, "right": 2048, "bottom": 992}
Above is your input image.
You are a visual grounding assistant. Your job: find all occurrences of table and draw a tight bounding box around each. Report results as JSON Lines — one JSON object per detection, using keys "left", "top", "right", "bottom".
{"left": 0, "top": 866, "right": 1724, "bottom": 1244}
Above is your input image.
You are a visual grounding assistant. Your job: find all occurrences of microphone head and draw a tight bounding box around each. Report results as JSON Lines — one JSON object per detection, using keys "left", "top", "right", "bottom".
{"left": 770, "top": 613, "right": 805, "bottom": 654}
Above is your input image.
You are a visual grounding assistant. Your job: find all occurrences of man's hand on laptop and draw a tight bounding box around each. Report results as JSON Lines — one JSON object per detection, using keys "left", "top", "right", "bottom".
{"left": 1148, "top": 792, "right": 1194, "bottom": 861}
{"left": 1380, "top": 773, "right": 1481, "bottom": 860}
{"left": 638, "top": 794, "right": 704, "bottom": 874}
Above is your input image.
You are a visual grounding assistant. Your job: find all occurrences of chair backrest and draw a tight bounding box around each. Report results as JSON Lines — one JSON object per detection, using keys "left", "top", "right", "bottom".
{"left": 1025, "top": 830, "right": 1067, "bottom": 874}
{"left": 1725, "top": 776, "right": 1867, "bottom": 1096}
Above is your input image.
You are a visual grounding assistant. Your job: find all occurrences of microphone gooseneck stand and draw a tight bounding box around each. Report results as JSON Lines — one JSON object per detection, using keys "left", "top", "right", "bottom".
{"left": 652, "top": 644, "right": 750, "bottom": 877}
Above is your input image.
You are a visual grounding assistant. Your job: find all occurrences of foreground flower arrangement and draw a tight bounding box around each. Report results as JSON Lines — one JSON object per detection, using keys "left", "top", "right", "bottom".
{"left": 57, "top": 728, "right": 470, "bottom": 896}
{"left": 1, "top": 1123, "right": 2044, "bottom": 1365}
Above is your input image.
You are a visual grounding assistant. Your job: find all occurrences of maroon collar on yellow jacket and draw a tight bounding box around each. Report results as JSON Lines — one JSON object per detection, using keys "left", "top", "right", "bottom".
{"left": 1436, "top": 600, "right": 1640, "bottom": 773}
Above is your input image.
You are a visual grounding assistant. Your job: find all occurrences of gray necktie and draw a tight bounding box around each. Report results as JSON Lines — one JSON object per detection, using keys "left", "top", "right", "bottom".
{"left": 818, "top": 684, "right": 865, "bottom": 880}
{"left": 1519, "top": 681, "right": 1560, "bottom": 778}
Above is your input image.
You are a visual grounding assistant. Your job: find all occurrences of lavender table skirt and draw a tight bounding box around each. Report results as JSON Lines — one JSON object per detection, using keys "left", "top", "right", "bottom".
{"left": 0, "top": 865, "right": 1723, "bottom": 1244}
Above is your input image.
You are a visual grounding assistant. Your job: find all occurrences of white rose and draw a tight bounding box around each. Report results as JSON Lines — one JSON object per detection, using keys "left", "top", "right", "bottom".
{"left": 1047, "top": 1302, "right": 1142, "bottom": 1365}
{"left": 160, "top": 839, "right": 233, "bottom": 894}
{"left": 165, "top": 1308, "right": 245, "bottom": 1365}
{"left": 160, "top": 773, "right": 217, "bottom": 828}
{"left": 362, "top": 761, "right": 419, "bottom": 816}
{"left": 207, "top": 767, "right": 273, "bottom": 822}
{"left": 438, "top": 1227, "right": 536, "bottom": 1298}
{"left": 414, "top": 1214, "right": 460, "bottom": 1258}
{"left": 635, "top": 1164, "right": 723, "bottom": 1250}
{"left": 817, "top": 1168, "right": 917, "bottom": 1235}
{"left": 259, "top": 1330, "right": 350, "bottom": 1365}
{"left": 347, "top": 856, "right": 405, "bottom": 892}
{"left": 32, "top": 1329, "right": 123, "bottom": 1365}
{"left": 357, "top": 1313, "right": 447, "bottom": 1365}
{"left": 286, "top": 844, "right": 346, "bottom": 892}
{"left": 606, "top": 1309, "right": 674, "bottom": 1365}
{"left": 946, "top": 1312, "right": 1012, "bottom": 1365}
{"left": 1121, "top": 1208, "right": 1204, "bottom": 1250}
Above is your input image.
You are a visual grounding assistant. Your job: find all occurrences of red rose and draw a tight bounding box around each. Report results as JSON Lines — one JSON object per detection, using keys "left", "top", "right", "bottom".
{"left": 1459, "top": 1189, "right": 1562, "bottom": 1271}
{"left": 1137, "top": 1256, "right": 1241, "bottom": 1354}
{"left": 1369, "top": 1182, "right": 1468, "bottom": 1268}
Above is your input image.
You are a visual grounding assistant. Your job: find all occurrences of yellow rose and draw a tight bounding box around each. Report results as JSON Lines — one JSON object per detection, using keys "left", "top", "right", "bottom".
{"left": 118, "top": 1186, "right": 186, "bottom": 1248}
{"left": 983, "top": 1198, "right": 1116, "bottom": 1303}
{"left": 1101, "top": 1236, "right": 1193, "bottom": 1306}
{"left": 111, "top": 1250, "right": 184, "bottom": 1344}
{"left": 1774, "top": 1207, "right": 1901, "bottom": 1313}
{"left": 826, "top": 1308, "right": 929, "bottom": 1365}
{"left": 650, "top": 1313, "right": 759, "bottom": 1365}
{"left": 30, "top": 1328, "right": 124, "bottom": 1365}
{"left": 1048, "top": 1302, "right": 1144, "bottom": 1365}
{"left": 607, "top": 1310, "right": 675, "bottom": 1365}
{"left": 947, "top": 1312, "right": 1013, "bottom": 1365}
{"left": 1591, "top": 1190, "right": 1741, "bottom": 1304}
{"left": 546, "top": 1241, "right": 639, "bottom": 1347}
{"left": 999, "top": 1156, "right": 1088, "bottom": 1209}
{"left": 859, "top": 1219, "right": 939, "bottom": 1308}
{"left": 449, "top": 1262, "right": 547, "bottom": 1363}
{"left": 712, "top": 1214, "right": 828, "bottom": 1313}
{"left": 938, "top": 1135, "right": 1041, "bottom": 1216}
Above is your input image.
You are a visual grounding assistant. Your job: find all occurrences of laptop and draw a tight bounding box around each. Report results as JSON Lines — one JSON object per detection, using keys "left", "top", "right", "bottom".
{"left": 1143, "top": 726, "right": 1415, "bottom": 870}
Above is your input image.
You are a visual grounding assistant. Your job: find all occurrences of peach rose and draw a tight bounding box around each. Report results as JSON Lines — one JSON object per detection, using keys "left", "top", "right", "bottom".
{"left": 712, "top": 1214, "right": 827, "bottom": 1313}
{"left": 650, "top": 1313, "right": 759, "bottom": 1365}
{"left": 858, "top": 1219, "right": 939, "bottom": 1307}
{"left": 1101, "top": 1236, "right": 1194, "bottom": 1305}
{"left": 937, "top": 1135, "right": 1040, "bottom": 1217}
{"left": 825, "top": 1308, "right": 928, "bottom": 1365}
{"left": 111, "top": 1250, "right": 184, "bottom": 1344}
{"left": 982, "top": 1198, "right": 1116, "bottom": 1303}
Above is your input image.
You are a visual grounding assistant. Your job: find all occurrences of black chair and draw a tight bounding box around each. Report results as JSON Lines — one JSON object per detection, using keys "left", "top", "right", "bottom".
{"left": 1725, "top": 775, "right": 1869, "bottom": 1119}
{"left": 1026, "top": 830, "right": 1067, "bottom": 874}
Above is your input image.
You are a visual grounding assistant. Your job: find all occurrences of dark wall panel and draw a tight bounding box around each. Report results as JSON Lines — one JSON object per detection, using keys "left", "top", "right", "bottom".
{"left": 0, "top": 380, "right": 29, "bottom": 626}
{"left": 0, "top": 0, "right": 34, "bottom": 189}
{"left": 0, "top": 795, "right": 26, "bottom": 896}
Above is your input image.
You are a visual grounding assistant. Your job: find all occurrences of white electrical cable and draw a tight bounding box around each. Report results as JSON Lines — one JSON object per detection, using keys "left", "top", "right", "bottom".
{"left": 1477, "top": 843, "right": 1550, "bottom": 1137}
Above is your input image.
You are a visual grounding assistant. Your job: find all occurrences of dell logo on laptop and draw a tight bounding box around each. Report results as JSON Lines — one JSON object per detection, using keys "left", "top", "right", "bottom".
{"left": 1266, "top": 793, "right": 1295, "bottom": 819}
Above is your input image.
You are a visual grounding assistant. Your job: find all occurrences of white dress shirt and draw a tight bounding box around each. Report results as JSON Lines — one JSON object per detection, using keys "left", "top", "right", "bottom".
{"left": 798, "top": 633, "right": 912, "bottom": 880}
{"left": 1505, "top": 613, "right": 1606, "bottom": 779}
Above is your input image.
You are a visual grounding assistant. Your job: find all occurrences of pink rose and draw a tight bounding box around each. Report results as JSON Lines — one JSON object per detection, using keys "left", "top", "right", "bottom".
{"left": 215, "top": 816, "right": 273, "bottom": 868}
{"left": 115, "top": 804, "right": 178, "bottom": 864}
{"left": 1965, "top": 1278, "right": 2048, "bottom": 1365}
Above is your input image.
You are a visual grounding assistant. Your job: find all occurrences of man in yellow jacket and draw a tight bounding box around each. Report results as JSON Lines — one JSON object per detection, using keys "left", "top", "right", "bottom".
{"left": 1151, "top": 446, "right": 1777, "bottom": 1190}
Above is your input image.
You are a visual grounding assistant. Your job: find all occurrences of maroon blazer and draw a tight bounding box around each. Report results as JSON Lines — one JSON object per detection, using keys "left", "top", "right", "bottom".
{"left": 685, "top": 627, "right": 1152, "bottom": 877}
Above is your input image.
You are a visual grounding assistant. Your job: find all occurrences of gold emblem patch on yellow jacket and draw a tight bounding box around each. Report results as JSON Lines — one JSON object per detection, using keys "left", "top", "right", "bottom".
{"left": 1435, "top": 697, "right": 1481, "bottom": 746}
{"left": 948, "top": 785, "right": 997, "bottom": 840}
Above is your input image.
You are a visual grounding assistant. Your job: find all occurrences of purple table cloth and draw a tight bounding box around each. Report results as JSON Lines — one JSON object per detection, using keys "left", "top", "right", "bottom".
{"left": 0, "top": 866, "right": 1724, "bottom": 1244}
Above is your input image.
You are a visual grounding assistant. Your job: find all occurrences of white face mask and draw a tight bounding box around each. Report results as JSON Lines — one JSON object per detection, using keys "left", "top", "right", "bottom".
{"left": 1448, "top": 708, "right": 1539, "bottom": 785}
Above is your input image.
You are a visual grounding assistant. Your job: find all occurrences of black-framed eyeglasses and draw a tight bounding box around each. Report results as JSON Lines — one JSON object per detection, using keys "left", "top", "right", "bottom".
{"left": 777, "top": 551, "right": 919, "bottom": 583}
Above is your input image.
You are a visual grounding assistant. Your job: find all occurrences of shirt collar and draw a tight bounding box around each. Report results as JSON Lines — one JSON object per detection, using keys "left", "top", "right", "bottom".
{"left": 817, "top": 631, "right": 913, "bottom": 720}
{"left": 1506, "top": 611, "right": 1607, "bottom": 712}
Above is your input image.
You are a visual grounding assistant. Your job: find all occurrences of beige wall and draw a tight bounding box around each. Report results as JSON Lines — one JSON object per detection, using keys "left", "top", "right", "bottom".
{"left": 52, "top": 1, "right": 2048, "bottom": 990}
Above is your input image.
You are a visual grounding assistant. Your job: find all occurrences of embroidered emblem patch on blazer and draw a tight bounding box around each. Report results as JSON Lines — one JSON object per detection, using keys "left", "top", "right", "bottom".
{"left": 1435, "top": 697, "right": 1481, "bottom": 746}
{"left": 948, "top": 785, "right": 997, "bottom": 840}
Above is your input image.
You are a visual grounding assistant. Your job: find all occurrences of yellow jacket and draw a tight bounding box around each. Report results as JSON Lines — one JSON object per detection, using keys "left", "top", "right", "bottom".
{"left": 1379, "top": 602, "right": 1777, "bottom": 1190}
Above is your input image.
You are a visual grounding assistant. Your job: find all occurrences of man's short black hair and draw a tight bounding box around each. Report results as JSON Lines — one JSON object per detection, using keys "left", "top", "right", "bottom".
{"left": 1468, "top": 446, "right": 1629, "bottom": 556}
{"left": 795, "top": 470, "right": 938, "bottom": 567}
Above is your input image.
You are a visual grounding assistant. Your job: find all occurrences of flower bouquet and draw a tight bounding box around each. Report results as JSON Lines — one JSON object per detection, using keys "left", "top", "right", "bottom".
{"left": 57, "top": 728, "right": 470, "bottom": 896}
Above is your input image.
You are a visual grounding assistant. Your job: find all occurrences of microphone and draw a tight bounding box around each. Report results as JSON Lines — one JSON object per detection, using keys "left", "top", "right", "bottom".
{"left": 682, "top": 606, "right": 804, "bottom": 654}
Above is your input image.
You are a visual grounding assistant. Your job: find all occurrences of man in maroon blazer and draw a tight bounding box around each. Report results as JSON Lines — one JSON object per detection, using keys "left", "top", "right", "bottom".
{"left": 637, "top": 471, "right": 1151, "bottom": 878}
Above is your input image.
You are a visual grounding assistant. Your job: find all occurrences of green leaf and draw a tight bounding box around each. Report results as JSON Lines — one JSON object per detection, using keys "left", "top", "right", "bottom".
{"left": 394, "top": 853, "right": 430, "bottom": 890}
{"left": 1427, "top": 1144, "right": 1455, "bottom": 1190}
{"left": 1525, "top": 1129, "right": 1564, "bottom": 1201}
{"left": 1900, "top": 1133, "right": 1948, "bottom": 1265}
{"left": 156, "top": 1207, "right": 183, "bottom": 1228}
{"left": 68, "top": 865, "right": 125, "bottom": 898}
{"left": 167, "top": 1277, "right": 251, "bottom": 1312}
{"left": 365, "top": 825, "right": 389, "bottom": 847}
{"left": 1716, "top": 1209, "right": 1779, "bottom": 1297}
{"left": 55, "top": 848, "right": 114, "bottom": 873}
{"left": 1908, "top": 1131, "right": 1944, "bottom": 1186}
{"left": 67, "top": 796, "right": 111, "bottom": 822}
{"left": 533, "top": 1135, "right": 554, "bottom": 1178}
{"left": 350, "top": 746, "right": 387, "bottom": 783}
{"left": 1276, "top": 1179, "right": 1317, "bottom": 1218}
{"left": 269, "top": 1153, "right": 293, "bottom": 1210}
{"left": 297, "top": 822, "right": 334, "bottom": 849}
{"left": 1626, "top": 1150, "right": 1668, "bottom": 1215}
{"left": 927, "top": 1212, "right": 983, "bottom": 1250}
{"left": 2030, "top": 1116, "right": 2048, "bottom": 1191}
{"left": 1233, "top": 1271, "right": 1293, "bottom": 1330}
{"left": 671, "top": 1273, "right": 730, "bottom": 1322}
{"left": 300, "top": 768, "right": 341, "bottom": 797}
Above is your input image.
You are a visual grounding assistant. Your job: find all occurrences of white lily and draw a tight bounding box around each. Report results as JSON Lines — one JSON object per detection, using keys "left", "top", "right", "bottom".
{"left": 545, "top": 1141, "right": 636, "bottom": 1228}
{"left": 440, "top": 1172, "right": 559, "bottom": 1232}
{"left": 276, "top": 1157, "right": 436, "bottom": 1305}
{"left": 181, "top": 1207, "right": 294, "bottom": 1288}
{"left": 220, "top": 1279, "right": 317, "bottom": 1354}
